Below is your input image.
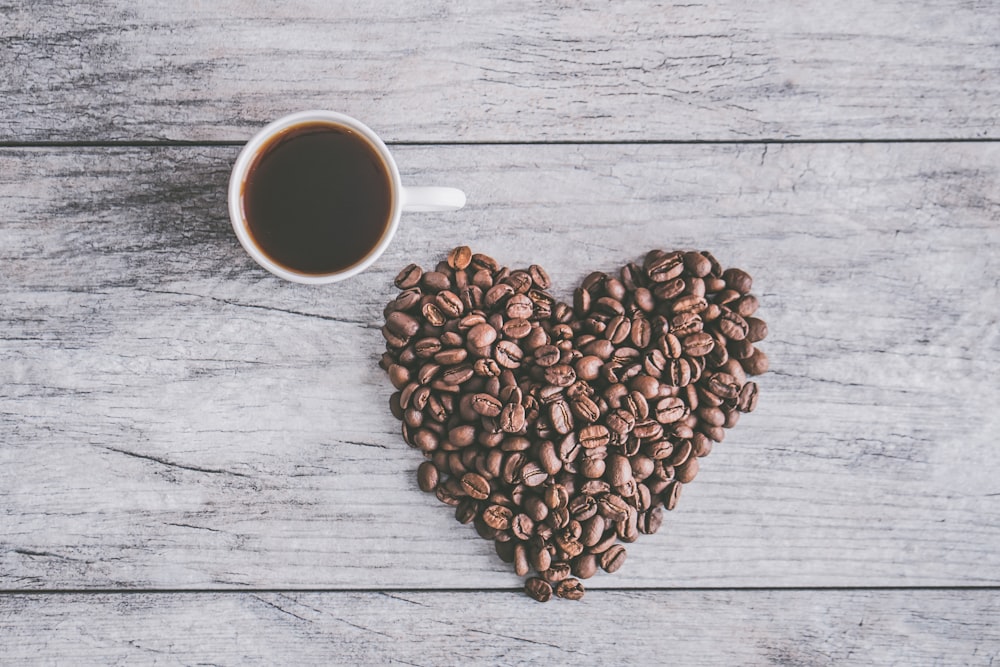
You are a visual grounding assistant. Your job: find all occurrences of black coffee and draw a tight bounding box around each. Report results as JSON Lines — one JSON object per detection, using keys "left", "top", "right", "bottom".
{"left": 243, "top": 122, "right": 393, "bottom": 275}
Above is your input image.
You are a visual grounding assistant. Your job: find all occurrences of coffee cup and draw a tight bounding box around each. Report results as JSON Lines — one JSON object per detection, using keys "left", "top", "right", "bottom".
{"left": 228, "top": 110, "right": 466, "bottom": 284}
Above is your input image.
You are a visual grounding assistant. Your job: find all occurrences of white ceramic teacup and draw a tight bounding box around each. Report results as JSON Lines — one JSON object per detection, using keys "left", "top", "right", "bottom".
{"left": 228, "top": 110, "right": 466, "bottom": 284}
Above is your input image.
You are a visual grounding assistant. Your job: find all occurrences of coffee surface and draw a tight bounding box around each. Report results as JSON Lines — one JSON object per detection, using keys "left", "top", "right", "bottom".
{"left": 243, "top": 123, "right": 393, "bottom": 275}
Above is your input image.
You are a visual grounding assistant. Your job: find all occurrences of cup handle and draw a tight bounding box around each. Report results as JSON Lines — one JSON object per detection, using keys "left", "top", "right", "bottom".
{"left": 400, "top": 187, "right": 467, "bottom": 212}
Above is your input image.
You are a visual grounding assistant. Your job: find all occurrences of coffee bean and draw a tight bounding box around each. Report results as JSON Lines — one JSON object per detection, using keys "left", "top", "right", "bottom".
{"left": 607, "top": 454, "right": 634, "bottom": 487}
{"left": 672, "top": 294, "right": 708, "bottom": 315}
{"left": 482, "top": 504, "right": 513, "bottom": 531}
{"left": 746, "top": 316, "right": 768, "bottom": 343}
{"left": 598, "top": 493, "right": 630, "bottom": 522}
{"left": 708, "top": 372, "right": 741, "bottom": 400}
{"left": 386, "top": 311, "right": 420, "bottom": 339}
{"left": 718, "top": 310, "right": 749, "bottom": 341}
{"left": 446, "top": 245, "right": 472, "bottom": 270}
{"left": 569, "top": 394, "right": 601, "bottom": 423}
{"left": 471, "top": 393, "right": 502, "bottom": 417}
{"left": 737, "top": 381, "right": 759, "bottom": 412}
{"left": 723, "top": 267, "right": 752, "bottom": 294}
{"left": 544, "top": 364, "right": 577, "bottom": 387}
{"left": 467, "top": 322, "right": 498, "bottom": 349}
{"left": 421, "top": 271, "right": 451, "bottom": 293}
{"left": 514, "top": 543, "right": 530, "bottom": 576}
{"left": 502, "top": 318, "right": 532, "bottom": 340}
{"left": 682, "top": 332, "right": 715, "bottom": 357}
{"left": 742, "top": 348, "right": 770, "bottom": 375}
{"left": 606, "top": 408, "right": 636, "bottom": 435}
{"left": 460, "top": 472, "right": 491, "bottom": 500}
{"left": 534, "top": 344, "right": 562, "bottom": 367}
{"left": 578, "top": 424, "right": 610, "bottom": 449}
{"left": 521, "top": 461, "right": 548, "bottom": 487}
{"left": 555, "top": 577, "right": 585, "bottom": 601}
{"left": 683, "top": 251, "right": 711, "bottom": 277}
{"left": 639, "top": 506, "right": 663, "bottom": 534}
{"left": 526, "top": 264, "right": 550, "bottom": 289}
{"left": 525, "top": 576, "right": 553, "bottom": 602}
{"left": 646, "top": 251, "right": 684, "bottom": 283}
{"left": 599, "top": 544, "right": 627, "bottom": 573}
{"left": 417, "top": 461, "right": 439, "bottom": 492}
{"left": 394, "top": 263, "right": 423, "bottom": 289}
{"left": 664, "top": 480, "right": 683, "bottom": 510}
{"left": 549, "top": 399, "right": 574, "bottom": 435}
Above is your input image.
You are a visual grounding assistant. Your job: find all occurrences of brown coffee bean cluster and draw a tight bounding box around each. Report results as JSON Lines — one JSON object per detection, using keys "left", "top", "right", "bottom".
{"left": 379, "top": 248, "right": 768, "bottom": 601}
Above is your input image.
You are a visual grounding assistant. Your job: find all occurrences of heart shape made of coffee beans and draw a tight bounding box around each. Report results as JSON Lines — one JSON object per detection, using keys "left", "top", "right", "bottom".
{"left": 379, "top": 247, "right": 768, "bottom": 602}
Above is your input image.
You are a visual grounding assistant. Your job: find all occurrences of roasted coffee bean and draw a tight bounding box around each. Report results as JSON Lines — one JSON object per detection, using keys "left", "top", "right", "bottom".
{"left": 652, "top": 277, "right": 686, "bottom": 301}
{"left": 599, "top": 544, "right": 627, "bottom": 573}
{"left": 598, "top": 493, "right": 630, "bottom": 522}
{"left": 417, "top": 461, "right": 439, "bottom": 492}
{"left": 672, "top": 294, "right": 708, "bottom": 315}
{"left": 555, "top": 578, "right": 585, "bottom": 601}
{"left": 639, "top": 507, "right": 663, "bottom": 534}
{"left": 394, "top": 263, "right": 423, "bottom": 289}
{"left": 743, "top": 348, "right": 770, "bottom": 375}
{"left": 543, "top": 561, "right": 572, "bottom": 584}
{"left": 534, "top": 344, "right": 562, "bottom": 367}
{"left": 524, "top": 576, "right": 553, "bottom": 602}
{"left": 467, "top": 322, "right": 498, "bottom": 349}
{"left": 718, "top": 310, "right": 749, "bottom": 341}
{"left": 569, "top": 394, "right": 601, "bottom": 423}
{"left": 607, "top": 454, "right": 634, "bottom": 486}
{"left": 738, "top": 381, "right": 759, "bottom": 412}
{"left": 578, "top": 424, "right": 611, "bottom": 449}
{"left": 482, "top": 504, "right": 513, "bottom": 530}
{"left": 653, "top": 396, "right": 687, "bottom": 424}
{"left": 723, "top": 267, "right": 753, "bottom": 294}
{"left": 386, "top": 311, "right": 421, "bottom": 339}
{"left": 544, "top": 398, "right": 572, "bottom": 434}
{"left": 527, "top": 264, "right": 551, "bottom": 289}
{"left": 682, "top": 332, "right": 715, "bottom": 357}
{"left": 647, "top": 251, "right": 684, "bottom": 283}
{"left": 434, "top": 290, "right": 464, "bottom": 319}
{"left": 606, "top": 408, "right": 636, "bottom": 435}
{"left": 447, "top": 245, "right": 472, "bottom": 270}
{"left": 544, "top": 484, "right": 570, "bottom": 512}
{"left": 455, "top": 498, "right": 479, "bottom": 524}
{"left": 502, "top": 318, "right": 532, "bottom": 339}
{"left": 544, "top": 364, "right": 577, "bottom": 387}
{"left": 521, "top": 461, "right": 548, "bottom": 487}
{"left": 664, "top": 480, "right": 683, "bottom": 510}
{"left": 461, "top": 472, "right": 491, "bottom": 500}
{"left": 471, "top": 393, "right": 502, "bottom": 417}
{"left": 746, "top": 316, "right": 769, "bottom": 343}
{"left": 442, "top": 364, "right": 475, "bottom": 385}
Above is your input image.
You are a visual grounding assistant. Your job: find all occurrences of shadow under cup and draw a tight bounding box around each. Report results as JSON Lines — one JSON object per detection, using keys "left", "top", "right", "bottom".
{"left": 237, "top": 120, "right": 397, "bottom": 280}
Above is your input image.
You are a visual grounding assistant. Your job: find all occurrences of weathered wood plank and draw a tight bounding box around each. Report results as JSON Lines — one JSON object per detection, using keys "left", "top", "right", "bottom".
{"left": 1, "top": 143, "right": 998, "bottom": 588}
{"left": 1, "top": 0, "right": 997, "bottom": 142}
{"left": 1, "top": 590, "right": 997, "bottom": 665}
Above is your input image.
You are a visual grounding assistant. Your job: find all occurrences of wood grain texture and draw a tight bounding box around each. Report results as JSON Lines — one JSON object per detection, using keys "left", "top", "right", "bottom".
{"left": 2, "top": 0, "right": 998, "bottom": 142}
{"left": 2, "top": 143, "right": 998, "bottom": 589}
{"left": 1, "top": 590, "right": 998, "bottom": 665}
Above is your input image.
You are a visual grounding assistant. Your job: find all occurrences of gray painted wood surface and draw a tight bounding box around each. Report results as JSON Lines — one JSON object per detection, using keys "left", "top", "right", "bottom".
{"left": 2, "top": 0, "right": 999, "bottom": 663}
{"left": 2, "top": 143, "right": 998, "bottom": 590}
{"left": 2, "top": 590, "right": 998, "bottom": 665}
{"left": 1, "top": 0, "right": 998, "bottom": 142}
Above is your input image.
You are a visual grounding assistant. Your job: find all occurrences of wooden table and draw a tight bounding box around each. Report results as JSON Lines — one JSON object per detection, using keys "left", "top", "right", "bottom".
{"left": 2, "top": 1, "right": 999, "bottom": 663}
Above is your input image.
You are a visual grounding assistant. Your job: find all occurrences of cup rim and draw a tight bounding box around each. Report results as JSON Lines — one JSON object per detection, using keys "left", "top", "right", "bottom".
{"left": 227, "top": 110, "right": 403, "bottom": 285}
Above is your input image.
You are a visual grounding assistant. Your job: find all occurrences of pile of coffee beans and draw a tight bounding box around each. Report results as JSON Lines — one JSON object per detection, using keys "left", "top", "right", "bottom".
{"left": 379, "top": 248, "right": 768, "bottom": 601}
